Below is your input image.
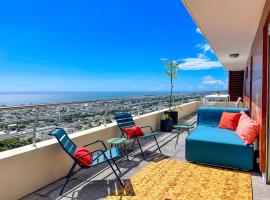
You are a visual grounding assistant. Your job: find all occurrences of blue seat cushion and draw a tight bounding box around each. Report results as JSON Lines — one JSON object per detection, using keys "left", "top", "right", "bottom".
{"left": 187, "top": 126, "right": 246, "bottom": 145}
{"left": 91, "top": 147, "right": 120, "bottom": 166}
{"left": 186, "top": 126, "right": 254, "bottom": 170}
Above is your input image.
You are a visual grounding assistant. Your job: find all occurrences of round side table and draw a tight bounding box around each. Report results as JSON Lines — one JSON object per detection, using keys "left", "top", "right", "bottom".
{"left": 173, "top": 124, "right": 195, "bottom": 147}
{"left": 107, "top": 137, "right": 130, "bottom": 160}
{"left": 173, "top": 124, "right": 194, "bottom": 135}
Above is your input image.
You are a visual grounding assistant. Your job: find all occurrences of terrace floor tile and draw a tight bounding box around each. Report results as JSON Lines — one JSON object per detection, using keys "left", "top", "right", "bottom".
{"left": 22, "top": 113, "right": 270, "bottom": 200}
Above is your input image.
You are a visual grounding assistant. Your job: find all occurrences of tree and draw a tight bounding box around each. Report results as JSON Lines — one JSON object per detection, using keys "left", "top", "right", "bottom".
{"left": 163, "top": 59, "right": 180, "bottom": 110}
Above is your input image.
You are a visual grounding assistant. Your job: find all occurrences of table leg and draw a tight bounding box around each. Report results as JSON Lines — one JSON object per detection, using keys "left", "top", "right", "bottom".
{"left": 175, "top": 128, "right": 180, "bottom": 148}
{"left": 110, "top": 144, "right": 113, "bottom": 158}
{"left": 123, "top": 143, "right": 129, "bottom": 161}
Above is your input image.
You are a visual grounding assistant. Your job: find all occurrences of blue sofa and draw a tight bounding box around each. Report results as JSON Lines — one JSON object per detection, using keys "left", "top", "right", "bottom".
{"left": 185, "top": 107, "right": 254, "bottom": 171}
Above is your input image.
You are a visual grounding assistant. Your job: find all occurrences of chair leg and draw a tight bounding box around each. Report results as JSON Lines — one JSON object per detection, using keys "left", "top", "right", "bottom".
{"left": 60, "top": 162, "right": 77, "bottom": 196}
{"left": 131, "top": 139, "right": 136, "bottom": 147}
{"left": 153, "top": 136, "right": 162, "bottom": 154}
{"left": 111, "top": 158, "right": 121, "bottom": 174}
{"left": 136, "top": 138, "right": 146, "bottom": 160}
{"left": 105, "top": 159, "right": 124, "bottom": 188}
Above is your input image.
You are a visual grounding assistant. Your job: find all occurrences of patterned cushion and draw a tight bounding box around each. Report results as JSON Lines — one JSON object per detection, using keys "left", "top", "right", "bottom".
{"left": 218, "top": 112, "right": 242, "bottom": 131}
{"left": 236, "top": 111, "right": 260, "bottom": 144}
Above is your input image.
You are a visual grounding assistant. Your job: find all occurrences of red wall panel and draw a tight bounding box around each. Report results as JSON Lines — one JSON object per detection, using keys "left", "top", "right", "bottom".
{"left": 243, "top": 28, "right": 266, "bottom": 172}
{"left": 252, "top": 35, "right": 263, "bottom": 81}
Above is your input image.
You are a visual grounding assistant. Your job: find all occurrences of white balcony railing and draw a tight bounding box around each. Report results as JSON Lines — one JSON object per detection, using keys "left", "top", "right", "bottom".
{"left": 0, "top": 94, "right": 204, "bottom": 150}
{"left": 0, "top": 100, "right": 202, "bottom": 200}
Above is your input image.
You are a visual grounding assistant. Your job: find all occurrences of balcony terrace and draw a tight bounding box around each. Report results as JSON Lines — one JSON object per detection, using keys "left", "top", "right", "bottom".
{"left": 14, "top": 103, "right": 270, "bottom": 200}
{"left": 0, "top": 101, "right": 269, "bottom": 200}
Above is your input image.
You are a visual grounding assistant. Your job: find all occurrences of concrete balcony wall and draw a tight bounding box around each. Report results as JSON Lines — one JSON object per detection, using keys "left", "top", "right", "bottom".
{"left": 0, "top": 101, "right": 201, "bottom": 200}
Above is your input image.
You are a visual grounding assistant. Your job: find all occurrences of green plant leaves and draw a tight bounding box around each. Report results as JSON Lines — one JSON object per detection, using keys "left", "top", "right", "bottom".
{"left": 163, "top": 60, "right": 169, "bottom": 67}
{"left": 166, "top": 71, "right": 172, "bottom": 77}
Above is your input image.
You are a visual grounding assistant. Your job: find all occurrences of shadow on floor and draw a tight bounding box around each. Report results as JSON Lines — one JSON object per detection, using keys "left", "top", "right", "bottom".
{"left": 22, "top": 113, "right": 197, "bottom": 200}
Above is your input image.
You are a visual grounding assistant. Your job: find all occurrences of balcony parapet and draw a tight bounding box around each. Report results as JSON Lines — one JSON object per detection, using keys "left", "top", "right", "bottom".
{"left": 0, "top": 101, "right": 202, "bottom": 200}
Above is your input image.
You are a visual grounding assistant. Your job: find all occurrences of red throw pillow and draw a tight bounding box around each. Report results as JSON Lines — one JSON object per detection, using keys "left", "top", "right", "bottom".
{"left": 218, "top": 112, "right": 242, "bottom": 131}
{"left": 73, "top": 147, "right": 93, "bottom": 167}
{"left": 124, "top": 125, "right": 144, "bottom": 138}
{"left": 236, "top": 111, "right": 260, "bottom": 144}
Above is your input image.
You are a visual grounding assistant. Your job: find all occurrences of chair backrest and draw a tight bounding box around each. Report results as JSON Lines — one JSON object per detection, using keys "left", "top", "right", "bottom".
{"left": 49, "top": 128, "right": 77, "bottom": 159}
{"left": 114, "top": 113, "right": 136, "bottom": 135}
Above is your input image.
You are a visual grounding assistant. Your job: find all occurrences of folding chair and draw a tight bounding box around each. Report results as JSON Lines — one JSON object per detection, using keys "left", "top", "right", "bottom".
{"left": 114, "top": 113, "right": 162, "bottom": 160}
{"left": 49, "top": 128, "right": 124, "bottom": 195}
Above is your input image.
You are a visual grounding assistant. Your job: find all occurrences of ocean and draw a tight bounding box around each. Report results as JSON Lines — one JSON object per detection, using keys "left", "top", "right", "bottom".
{"left": 0, "top": 91, "right": 183, "bottom": 106}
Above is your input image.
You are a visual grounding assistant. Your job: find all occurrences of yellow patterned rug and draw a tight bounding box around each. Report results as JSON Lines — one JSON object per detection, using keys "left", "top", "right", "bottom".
{"left": 106, "top": 159, "right": 252, "bottom": 200}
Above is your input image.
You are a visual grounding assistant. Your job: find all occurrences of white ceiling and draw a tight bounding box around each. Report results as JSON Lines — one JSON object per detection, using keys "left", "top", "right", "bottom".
{"left": 182, "top": 0, "right": 266, "bottom": 71}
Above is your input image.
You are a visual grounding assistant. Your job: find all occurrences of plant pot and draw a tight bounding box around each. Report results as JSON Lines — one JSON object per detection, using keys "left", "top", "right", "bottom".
{"left": 165, "top": 111, "right": 178, "bottom": 125}
{"left": 160, "top": 119, "right": 173, "bottom": 132}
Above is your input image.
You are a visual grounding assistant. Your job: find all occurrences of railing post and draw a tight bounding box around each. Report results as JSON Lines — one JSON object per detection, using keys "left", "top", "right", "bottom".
{"left": 156, "top": 100, "right": 159, "bottom": 111}
{"left": 33, "top": 108, "right": 39, "bottom": 146}
{"left": 158, "top": 99, "right": 161, "bottom": 111}
{"left": 137, "top": 101, "right": 141, "bottom": 116}
{"left": 57, "top": 107, "right": 62, "bottom": 123}
{"left": 103, "top": 104, "right": 108, "bottom": 126}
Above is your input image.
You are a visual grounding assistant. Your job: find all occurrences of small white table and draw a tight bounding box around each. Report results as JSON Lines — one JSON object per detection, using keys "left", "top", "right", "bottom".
{"left": 204, "top": 94, "right": 229, "bottom": 105}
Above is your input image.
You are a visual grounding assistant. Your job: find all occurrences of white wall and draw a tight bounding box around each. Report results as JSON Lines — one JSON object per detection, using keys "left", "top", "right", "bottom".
{"left": 0, "top": 101, "right": 201, "bottom": 200}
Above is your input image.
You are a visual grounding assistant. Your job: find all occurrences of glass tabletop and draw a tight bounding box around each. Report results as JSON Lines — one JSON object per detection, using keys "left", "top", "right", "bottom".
{"left": 107, "top": 137, "right": 130, "bottom": 144}
{"left": 173, "top": 124, "right": 194, "bottom": 129}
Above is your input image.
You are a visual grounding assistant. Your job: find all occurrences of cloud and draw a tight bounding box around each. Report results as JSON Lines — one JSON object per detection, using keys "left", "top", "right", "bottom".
{"left": 201, "top": 44, "right": 211, "bottom": 52}
{"left": 202, "top": 75, "right": 225, "bottom": 85}
{"left": 177, "top": 57, "right": 222, "bottom": 70}
{"left": 197, "top": 53, "right": 206, "bottom": 59}
{"left": 195, "top": 27, "right": 214, "bottom": 54}
{"left": 196, "top": 43, "right": 213, "bottom": 53}
{"left": 171, "top": 27, "right": 221, "bottom": 71}
{"left": 197, "top": 75, "right": 227, "bottom": 90}
{"left": 196, "top": 28, "right": 202, "bottom": 34}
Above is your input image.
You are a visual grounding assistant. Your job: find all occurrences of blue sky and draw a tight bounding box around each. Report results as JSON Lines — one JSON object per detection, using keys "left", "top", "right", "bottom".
{"left": 0, "top": 0, "right": 228, "bottom": 92}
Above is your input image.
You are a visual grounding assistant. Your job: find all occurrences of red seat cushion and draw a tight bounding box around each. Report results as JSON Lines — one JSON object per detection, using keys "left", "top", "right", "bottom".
{"left": 236, "top": 111, "right": 260, "bottom": 144}
{"left": 218, "top": 112, "right": 242, "bottom": 131}
{"left": 124, "top": 125, "right": 144, "bottom": 138}
{"left": 73, "top": 147, "right": 93, "bottom": 167}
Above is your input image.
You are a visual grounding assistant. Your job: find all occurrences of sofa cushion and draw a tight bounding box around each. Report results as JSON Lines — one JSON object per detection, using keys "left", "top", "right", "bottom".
{"left": 187, "top": 126, "right": 245, "bottom": 145}
{"left": 218, "top": 112, "right": 241, "bottom": 131}
{"left": 124, "top": 125, "right": 144, "bottom": 138}
{"left": 236, "top": 111, "right": 260, "bottom": 144}
{"left": 197, "top": 107, "right": 249, "bottom": 127}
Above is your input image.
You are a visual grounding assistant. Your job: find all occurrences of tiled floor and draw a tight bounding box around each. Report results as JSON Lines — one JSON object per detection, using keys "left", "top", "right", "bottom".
{"left": 23, "top": 114, "right": 270, "bottom": 200}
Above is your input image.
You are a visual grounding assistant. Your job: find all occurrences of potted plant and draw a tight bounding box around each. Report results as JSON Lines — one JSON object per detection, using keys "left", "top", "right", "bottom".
{"left": 160, "top": 113, "right": 173, "bottom": 132}
{"left": 163, "top": 59, "right": 180, "bottom": 125}
{"left": 165, "top": 101, "right": 182, "bottom": 124}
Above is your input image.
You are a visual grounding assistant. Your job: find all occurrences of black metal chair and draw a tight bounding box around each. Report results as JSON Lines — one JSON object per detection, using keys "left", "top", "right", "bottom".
{"left": 114, "top": 113, "right": 162, "bottom": 160}
{"left": 49, "top": 128, "right": 124, "bottom": 196}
